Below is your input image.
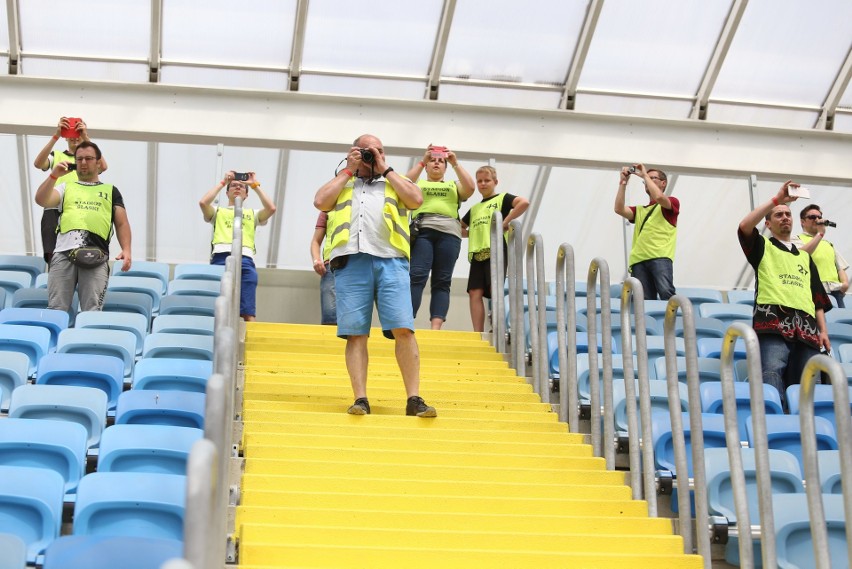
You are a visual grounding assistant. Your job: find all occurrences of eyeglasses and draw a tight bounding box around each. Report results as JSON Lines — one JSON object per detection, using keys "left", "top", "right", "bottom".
{"left": 76, "top": 156, "right": 98, "bottom": 162}
{"left": 804, "top": 214, "right": 822, "bottom": 220}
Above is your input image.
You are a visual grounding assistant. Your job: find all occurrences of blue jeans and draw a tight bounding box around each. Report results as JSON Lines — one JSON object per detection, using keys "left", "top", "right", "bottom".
{"left": 409, "top": 228, "right": 462, "bottom": 321}
{"left": 211, "top": 253, "right": 258, "bottom": 317}
{"left": 630, "top": 258, "right": 675, "bottom": 301}
{"left": 758, "top": 333, "right": 819, "bottom": 411}
{"left": 320, "top": 263, "right": 336, "bottom": 325}
{"left": 830, "top": 290, "right": 846, "bottom": 309}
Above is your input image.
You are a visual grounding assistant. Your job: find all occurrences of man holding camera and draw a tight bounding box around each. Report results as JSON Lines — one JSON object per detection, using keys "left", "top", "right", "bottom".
{"left": 199, "top": 171, "right": 276, "bottom": 322}
{"left": 313, "top": 134, "right": 437, "bottom": 418}
{"left": 738, "top": 181, "right": 831, "bottom": 410}
{"left": 614, "top": 164, "right": 679, "bottom": 300}
{"left": 35, "top": 141, "right": 131, "bottom": 312}
{"left": 792, "top": 204, "right": 849, "bottom": 308}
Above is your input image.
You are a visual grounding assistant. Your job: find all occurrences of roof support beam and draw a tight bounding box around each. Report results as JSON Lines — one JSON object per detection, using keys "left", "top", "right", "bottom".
{"left": 264, "top": 149, "right": 291, "bottom": 267}
{"left": 15, "top": 134, "right": 34, "bottom": 254}
{"left": 149, "top": 0, "right": 163, "bottom": 83}
{"left": 425, "top": 0, "right": 457, "bottom": 101}
{"left": 521, "top": 166, "right": 551, "bottom": 245}
{"left": 6, "top": 0, "right": 21, "bottom": 75}
{"left": 690, "top": 0, "right": 748, "bottom": 120}
{"left": 288, "top": 0, "right": 310, "bottom": 92}
{"left": 2, "top": 76, "right": 852, "bottom": 184}
{"left": 146, "top": 142, "right": 159, "bottom": 260}
{"left": 816, "top": 45, "right": 852, "bottom": 131}
{"left": 559, "top": 0, "right": 604, "bottom": 110}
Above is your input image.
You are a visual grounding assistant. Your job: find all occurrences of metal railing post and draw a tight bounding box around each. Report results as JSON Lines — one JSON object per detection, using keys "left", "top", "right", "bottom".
{"left": 183, "top": 438, "right": 217, "bottom": 569}
{"left": 489, "top": 211, "right": 506, "bottom": 353}
{"left": 525, "top": 233, "right": 548, "bottom": 396}
{"left": 586, "top": 258, "right": 613, "bottom": 464}
{"left": 554, "top": 243, "right": 578, "bottom": 429}
{"left": 231, "top": 196, "right": 243, "bottom": 325}
{"left": 507, "top": 220, "right": 525, "bottom": 375}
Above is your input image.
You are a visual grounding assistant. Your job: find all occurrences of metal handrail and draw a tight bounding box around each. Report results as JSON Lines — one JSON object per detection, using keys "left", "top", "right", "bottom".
{"left": 507, "top": 220, "right": 525, "bottom": 375}
{"left": 183, "top": 438, "right": 217, "bottom": 568}
{"left": 718, "top": 322, "right": 773, "bottom": 568}
{"left": 585, "top": 258, "right": 613, "bottom": 464}
{"left": 525, "top": 233, "right": 548, "bottom": 396}
{"left": 661, "top": 295, "right": 710, "bottom": 564}
{"left": 796, "top": 354, "right": 852, "bottom": 569}
{"left": 489, "top": 211, "right": 506, "bottom": 353}
{"left": 553, "top": 243, "right": 578, "bottom": 429}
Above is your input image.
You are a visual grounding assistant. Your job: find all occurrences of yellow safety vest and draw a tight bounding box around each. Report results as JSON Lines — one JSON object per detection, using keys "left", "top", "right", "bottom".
{"left": 629, "top": 204, "right": 677, "bottom": 268}
{"left": 52, "top": 150, "right": 78, "bottom": 185}
{"left": 799, "top": 233, "right": 840, "bottom": 284}
{"left": 58, "top": 182, "right": 113, "bottom": 240}
{"left": 467, "top": 194, "right": 507, "bottom": 261}
{"left": 212, "top": 207, "right": 256, "bottom": 254}
{"left": 412, "top": 179, "right": 460, "bottom": 220}
{"left": 756, "top": 236, "right": 815, "bottom": 317}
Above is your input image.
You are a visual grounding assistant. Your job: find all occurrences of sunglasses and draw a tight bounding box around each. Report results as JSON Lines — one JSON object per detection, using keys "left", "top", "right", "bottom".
{"left": 804, "top": 215, "right": 822, "bottom": 220}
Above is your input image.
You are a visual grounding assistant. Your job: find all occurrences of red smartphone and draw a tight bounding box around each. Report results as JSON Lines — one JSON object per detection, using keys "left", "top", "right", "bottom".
{"left": 61, "top": 117, "right": 82, "bottom": 139}
{"left": 430, "top": 145, "right": 448, "bottom": 159}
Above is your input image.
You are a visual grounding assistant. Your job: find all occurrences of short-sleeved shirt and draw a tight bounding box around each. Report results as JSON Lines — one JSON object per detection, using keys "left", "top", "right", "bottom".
{"left": 315, "top": 211, "right": 328, "bottom": 230}
{"left": 461, "top": 192, "right": 518, "bottom": 228}
{"left": 54, "top": 181, "right": 125, "bottom": 254}
{"left": 209, "top": 207, "right": 267, "bottom": 259}
{"left": 739, "top": 227, "right": 831, "bottom": 348}
{"left": 331, "top": 176, "right": 403, "bottom": 261}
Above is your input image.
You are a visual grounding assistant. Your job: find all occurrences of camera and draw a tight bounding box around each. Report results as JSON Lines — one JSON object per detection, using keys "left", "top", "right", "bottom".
{"left": 820, "top": 219, "right": 838, "bottom": 228}
{"left": 627, "top": 166, "right": 637, "bottom": 174}
{"left": 430, "top": 146, "right": 449, "bottom": 159}
{"left": 359, "top": 148, "right": 374, "bottom": 164}
{"left": 66, "top": 163, "right": 77, "bottom": 172}
{"left": 233, "top": 172, "right": 249, "bottom": 182}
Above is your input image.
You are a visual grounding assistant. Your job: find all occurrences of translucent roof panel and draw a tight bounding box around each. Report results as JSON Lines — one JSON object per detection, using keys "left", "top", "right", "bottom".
{"left": 160, "top": 66, "right": 288, "bottom": 91}
{"left": 19, "top": 0, "right": 150, "bottom": 60}
{"left": 0, "top": 2, "right": 8, "bottom": 52}
{"left": 834, "top": 111, "right": 852, "bottom": 134}
{"left": 302, "top": 0, "right": 439, "bottom": 76}
{"left": 712, "top": 0, "right": 852, "bottom": 107}
{"left": 442, "top": 0, "right": 585, "bottom": 85}
{"left": 579, "top": 0, "right": 730, "bottom": 97}
{"left": 707, "top": 103, "right": 819, "bottom": 130}
{"left": 0, "top": 135, "right": 28, "bottom": 255}
{"left": 300, "top": 75, "right": 426, "bottom": 100}
{"left": 21, "top": 59, "right": 147, "bottom": 83}
{"left": 439, "top": 84, "right": 562, "bottom": 111}
{"left": 162, "top": 0, "right": 295, "bottom": 68}
{"left": 575, "top": 94, "right": 693, "bottom": 121}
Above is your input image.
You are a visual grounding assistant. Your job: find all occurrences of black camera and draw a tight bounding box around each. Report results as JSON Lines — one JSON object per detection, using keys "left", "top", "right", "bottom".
{"left": 233, "top": 172, "right": 250, "bottom": 182}
{"left": 627, "top": 166, "right": 637, "bottom": 174}
{"left": 67, "top": 163, "right": 77, "bottom": 172}
{"left": 820, "top": 219, "right": 838, "bottom": 228}
{"left": 359, "top": 148, "right": 374, "bottom": 164}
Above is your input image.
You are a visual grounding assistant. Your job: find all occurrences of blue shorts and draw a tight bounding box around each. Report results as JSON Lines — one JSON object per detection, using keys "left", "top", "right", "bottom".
{"left": 210, "top": 253, "right": 258, "bottom": 317}
{"left": 331, "top": 253, "right": 414, "bottom": 339}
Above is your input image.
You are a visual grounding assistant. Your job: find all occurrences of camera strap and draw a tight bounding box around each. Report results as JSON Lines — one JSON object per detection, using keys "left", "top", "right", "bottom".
{"left": 637, "top": 204, "right": 658, "bottom": 236}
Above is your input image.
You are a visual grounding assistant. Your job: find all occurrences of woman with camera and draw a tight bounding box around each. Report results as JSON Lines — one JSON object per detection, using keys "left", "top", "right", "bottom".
{"left": 405, "top": 145, "right": 475, "bottom": 330}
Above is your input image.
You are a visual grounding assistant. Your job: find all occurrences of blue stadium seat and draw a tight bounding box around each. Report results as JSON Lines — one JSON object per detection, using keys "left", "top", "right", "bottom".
{"left": 725, "top": 289, "right": 755, "bottom": 306}
{"left": 575, "top": 297, "right": 622, "bottom": 319}
{"left": 111, "top": 261, "right": 170, "bottom": 295}
{"left": 0, "top": 255, "right": 45, "bottom": 285}
{"left": 673, "top": 316, "right": 726, "bottom": 342}
{"left": 0, "top": 323, "right": 51, "bottom": 378}
{"left": 642, "top": 335, "right": 685, "bottom": 360}
{"left": 173, "top": 263, "right": 224, "bottom": 281}
{"left": 0, "top": 465, "right": 64, "bottom": 563}
{"left": 0, "top": 270, "right": 34, "bottom": 306}
{"left": 840, "top": 343, "right": 852, "bottom": 365}
{"left": 42, "top": 535, "right": 183, "bottom": 569}
{"left": 142, "top": 332, "right": 214, "bottom": 361}
{"left": 56, "top": 328, "right": 137, "bottom": 379}
{"left": 826, "top": 308, "right": 852, "bottom": 325}
{"left": 0, "top": 532, "right": 27, "bottom": 569}
{"left": 9, "top": 384, "right": 108, "bottom": 449}
{"left": 74, "top": 311, "right": 149, "bottom": 357}
{"left": 697, "top": 337, "right": 747, "bottom": 360}
{"left": 72, "top": 472, "right": 186, "bottom": 542}
{"left": 548, "top": 332, "right": 617, "bottom": 378}
{"left": 101, "top": 291, "right": 154, "bottom": 324}
{"left": 158, "top": 294, "right": 216, "bottom": 318}
{"left": 676, "top": 287, "right": 724, "bottom": 307}
{"left": 826, "top": 322, "right": 852, "bottom": 349}
{"left": 151, "top": 314, "right": 214, "bottom": 336}
{"left": 11, "top": 288, "right": 79, "bottom": 325}
{"left": 115, "top": 390, "right": 205, "bottom": 429}
{"left": 700, "top": 381, "right": 784, "bottom": 440}
{"left": 651, "top": 411, "right": 728, "bottom": 477}
{"left": 698, "top": 302, "right": 753, "bottom": 329}
{"left": 132, "top": 358, "right": 212, "bottom": 393}
{"left": 612, "top": 378, "right": 688, "bottom": 434}
{"left": 772, "top": 493, "right": 848, "bottom": 569}
{"left": 34, "top": 273, "right": 49, "bottom": 288}
{"left": 107, "top": 276, "right": 164, "bottom": 315}
{"left": 0, "top": 418, "right": 88, "bottom": 495}
{"left": 0, "top": 351, "right": 29, "bottom": 411}
{"left": 0, "top": 307, "right": 69, "bottom": 351}
{"left": 787, "top": 384, "right": 852, "bottom": 427}
{"left": 98, "top": 424, "right": 203, "bottom": 475}
{"left": 0, "top": 290, "right": 5, "bottom": 310}
{"left": 575, "top": 354, "right": 656, "bottom": 402}
{"left": 653, "top": 356, "right": 725, "bottom": 385}
{"left": 167, "top": 279, "right": 220, "bottom": 297}
{"left": 641, "top": 299, "right": 670, "bottom": 321}
{"left": 818, "top": 450, "right": 842, "bottom": 495}
{"left": 593, "top": 314, "right": 661, "bottom": 353}
{"left": 746, "top": 414, "right": 838, "bottom": 471}
{"left": 36, "top": 353, "right": 125, "bottom": 411}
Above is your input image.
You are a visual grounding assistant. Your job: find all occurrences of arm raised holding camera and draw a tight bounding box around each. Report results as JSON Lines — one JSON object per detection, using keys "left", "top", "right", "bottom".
{"left": 314, "top": 147, "right": 360, "bottom": 211}
{"left": 247, "top": 172, "right": 277, "bottom": 223}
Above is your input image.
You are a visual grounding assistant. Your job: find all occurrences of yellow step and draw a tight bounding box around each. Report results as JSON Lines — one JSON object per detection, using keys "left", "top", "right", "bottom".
{"left": 245, "top": 371, "right": 535, "bottom": 392}
{"left": 242, "top": 381, "right": 543, "bottom": 403}
{"left": 245, "top": 338, "right": 503, "bottom": 357}
{"left": 242, "top": 393, "right": 550, "bottom": 414}
{"left": 245, "top": 354, "right": 512, "bottom": 372}
{"left": 244, "top": 367, "right": 523, "bottom": 382}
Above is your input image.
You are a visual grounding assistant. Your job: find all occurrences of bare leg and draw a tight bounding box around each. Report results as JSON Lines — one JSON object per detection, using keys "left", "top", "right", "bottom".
{"left": 430, "top": 317, "right": 444, "bottom": 330}
{"left": 345, "top": 335, "right": 369, "bottom": 399}
{"left": 469, "top": 289, "right": 485, "bottom": 332}
{"left": 392, "top": 328, "right": 420, "bottom": 397}
{"left": 242, "top": 315, "right": 256, "bottom": 322}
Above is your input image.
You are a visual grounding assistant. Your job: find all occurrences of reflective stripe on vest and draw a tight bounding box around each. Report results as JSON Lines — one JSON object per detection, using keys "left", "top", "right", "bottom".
{"left": 212, "top": 207, "right": 256, "bottom": 254}
{"left": 799, "top": 233, "right": 840, "bottom": 284}
{"left": 756, "top": 236, "right": 815, "bottom": 317}
{"left": 468, "top": 194, "right": 507, "bottom": 261}
{"left": 412, "top": 179, "right": 460, "bottom": 219}
{"left": 629, "top": 203, "right": 677, "bottom": 267}
{"left": 58, "top": 182, "right": 113, "bottom": 240}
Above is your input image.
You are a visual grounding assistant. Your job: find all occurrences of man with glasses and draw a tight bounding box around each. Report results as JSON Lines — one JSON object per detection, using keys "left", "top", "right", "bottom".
{"left": 738, "top": 182, "right": 831, "bottom": 410}
{"left": 614, "top": 164, "right": 679, "bottom": 300}
{"left": 35, "top": 141, "right": 132, "bottom": 312}
{"left": 793, "top": 204, "right": 849, "bottom": 308}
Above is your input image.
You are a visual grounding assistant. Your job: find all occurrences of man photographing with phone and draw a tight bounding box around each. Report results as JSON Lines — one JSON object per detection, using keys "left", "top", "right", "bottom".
{"left": 793, "top": 204, "right": 849, "bottom": 308}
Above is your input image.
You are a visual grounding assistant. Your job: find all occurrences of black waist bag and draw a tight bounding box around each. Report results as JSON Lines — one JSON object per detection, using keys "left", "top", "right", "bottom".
{"left": 68, "top": 247, "right": 108, "bottom": 267}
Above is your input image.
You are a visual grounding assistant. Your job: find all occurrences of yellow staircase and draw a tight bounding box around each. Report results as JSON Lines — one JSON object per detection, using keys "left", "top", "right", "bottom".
{"left": 235, "top": 323, "right": 702, "bottom": 569}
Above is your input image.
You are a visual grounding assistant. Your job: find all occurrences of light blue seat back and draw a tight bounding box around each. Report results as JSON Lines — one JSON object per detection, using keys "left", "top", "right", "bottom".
{"left": 0, "top": 418, "right": 88, "bottom": 495}
{"left": 0, "top": 465, "right": 64, "bottom": 563}
{"left": 0, "top": 532, "right": 27, "bottom": 569}
{"left": 98, "top": 425, "right": 203, "bottom": 475}
{"left": 840, "top": 343, "right": 852, "bottom": 365}
{"left": 746, "top": 414, "right": 838, "bottom": 472}
{"left": 74, "top": 311, "right": 149, "bottom": 356}
{"left": 612, "top": 378, "right": 688, "bottom": 434}
{"left": 818, "top": 449, "right": 842, "bottom": 494}
{"left": 642, "top": 335, "right": 685, "bottom": 360}
{"left": 0, "top": 351, "right": 29, "bottom": 411}
{"left": 166, "top": 279, "right": 220, "bottom": 298}
{"left": 651, "top": 411, "right": 728, "bottom": 476}
{"left": 827, "top": 322, "right": 852, "bottom": 349}
{"left": 173, "top": 263, "right": 224, "bottom": 281}
{"left": 548, "top": 331, "right": 615, "bottom": 378}
{"left": 0, "top": 270, "right": 33, "bottom": 306}
{"left": 72, "top": 472, "right": 186, "bottom": 542}
{"left": 107, "top": 276, "right": 164, "bottom": 314}
{"left": 725, "top": 289, "right": 755, "bottom": 306}
{"left": 111, "top": 261, "right": 170, "bottom": 294}
{"left": 56, "top": 328, "right": 137, "bottom": 379}
{"left": 0, "top": 323, "right": 51, "bottom": 377}
{"left": 115, "top": 390, "right": 206, "bottom": 429}
{"left": 700, "top": 381, "right": 784, "bottom": 440}
{"left": 697, "top": 337, "right": 747, "bottom": 360}
{"left": 9, "top": 384, "right": 108, "bottom": 449}
{"left": 674, "top": 316, "right": 726, "bottom": 341}
{"left": 158, "top": 294, "right": 216, "bottom": 318}
{"left": 36, "top": 353, "right": 125, "bottom": 411}
{"left": 132, "top": 358, "right": 212, "bottom": 393}
{"left": 654, "top": 356, "right": 724, "bottom": 385}
{"left": 642, "top": 299, "right": 670, "bottom": 320}
{"left": 34, "top": 273, "right": 49, "bottom": 288}
{"left": 100, "top": 291, "right": 153, "bottom": 324}
{"left": 772, "top": 493, "right": 849, "bottom": 569}
{"left": 698, "top": 302, "right": 753, "bottom": 329}
{"left": 677, "top": 287, "right": 724, "bottom": 307}
{"left": 0, "top": 308, "right": 69, "bottom": 351}
{"left": 575, "top": 354, "right": 656, "bottom": 402}
{"left": 151, "top": 314, "right": 214, "bottom": 336}
{"left": 826, "top": 307, "right": 852, "bottom": 325}
{"left": 43, "top": 535, "right": 184, "bottom": 569}
{"left": 0, "top": 255, "right": 45, "bottom": 285}
{"left": 142, "top": 332, "right": 214, "bottom": 361}
{"left": 787, "top": 384, "right": 852, "bottom": 427}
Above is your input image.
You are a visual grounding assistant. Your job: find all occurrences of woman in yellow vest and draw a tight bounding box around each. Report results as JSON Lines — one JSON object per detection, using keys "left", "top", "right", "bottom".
{"left": 405, "top": 145, "right": 475, "bottom": 330}
{"left": 199, "top": 171, "right": 277, "bottom": 321}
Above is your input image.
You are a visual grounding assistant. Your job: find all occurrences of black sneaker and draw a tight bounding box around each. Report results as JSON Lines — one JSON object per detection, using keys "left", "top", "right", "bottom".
{"left": 406, "top": 396, "right": 437, "bottom": 418}
{"left": 347, "top": 398, "right": 370, "bottom": 415}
